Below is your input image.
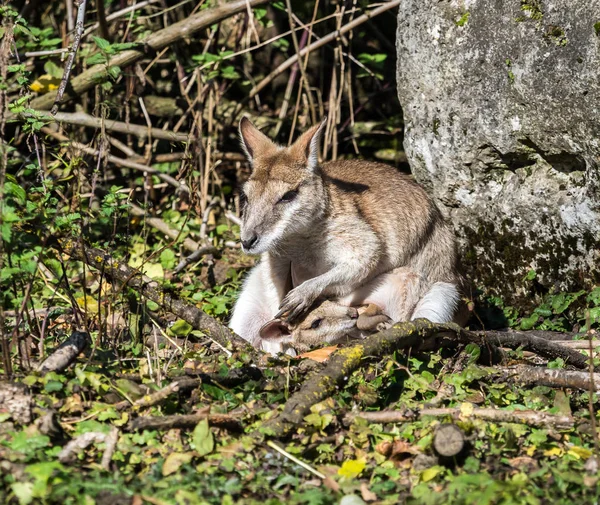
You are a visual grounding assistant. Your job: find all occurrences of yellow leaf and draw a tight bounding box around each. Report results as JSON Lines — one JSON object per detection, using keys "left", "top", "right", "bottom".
{"left": 459, "top": 402, "right": 474, "bottom": 418}
{"left": 129, "top": 257, "right": 164, "bottom": 279}
{"left": 76, "top": 295, "right": 99, "bottom": 314}
{"left": 162, "top": 452, "right": 194, "bottom": 476}
{"left": 338, "top": 459, "right": 366, "bottom": 479}
{"left": 420, "top": 466, "right": 443, "bottom": 482}
{"left": 29, "top": 74, "right": 61, "bottom": 94}
{"left": 298, "top": 345, "right": 338, "bottom": 362}
{"left": 544, "top": 447, "right": 563, "bottom": 457}
{"left": 526, "top": 445, "right": 536, "bottom": 457}
{"left": 568, "top": 446, "right": 593, "bottom": 459}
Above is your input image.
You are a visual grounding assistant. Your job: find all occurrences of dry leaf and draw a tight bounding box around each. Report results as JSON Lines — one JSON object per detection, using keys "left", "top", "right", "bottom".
{"left": 360, "top": 482, "right": 377, "bottom": 502}
{"left": 298, "top": 345, "right": 338, "bottom": 362}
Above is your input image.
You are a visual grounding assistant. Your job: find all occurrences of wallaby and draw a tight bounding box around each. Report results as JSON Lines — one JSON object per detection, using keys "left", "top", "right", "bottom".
{"left": 255, "top": 267, "right": 464, "bottom": 355}
{"left": 229, "top": 117, "right": 461, "bottom": 344}
{"left": 256, "top": 300, "right": 392, "bottom": 354}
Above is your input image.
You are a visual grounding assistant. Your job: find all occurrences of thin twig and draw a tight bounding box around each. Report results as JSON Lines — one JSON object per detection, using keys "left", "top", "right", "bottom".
{"left": 41, "top": 127, "right": 189, "bottom": 193}
{"left": 266, "top": 440, "right": 326, "bottom": 479}
{"left": 348, "top": 407, "right": 575, "bottom": 430}
{"left": 234, "top": 0, "right": 402, "bottom": 118}
{"left": 51, "top": 0, "right": 87, "bottom": 114}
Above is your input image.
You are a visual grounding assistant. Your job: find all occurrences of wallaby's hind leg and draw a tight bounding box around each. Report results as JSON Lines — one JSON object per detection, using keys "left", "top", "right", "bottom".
{"left": 410, "top": 282, "right": 460, "bottom": 323}
{"left": 229, "top": 257, "right": 291, "bottom": 343}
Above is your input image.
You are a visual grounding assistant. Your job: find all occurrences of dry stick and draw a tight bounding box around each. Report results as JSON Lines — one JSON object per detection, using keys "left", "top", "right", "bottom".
{"left": 82, "top": 0, "right": 164, "bottom": 38}
{"left": 58, "top": 239, "right": 258, "bottom": 358}
{"left": 37, "top": 331, "right": 90, "bottom": 373}
{"left": 38, "top": 111, "right": 190, "bottom": 142}
{"left": 41, "top": 127, "right": 189, "bottom": 193}
{"left": 101, "top": 426, "right": 119, "bottom": 470}
{"left": 29, "top": 0, "right": 271, "bottom": 112}
{"left": 233, "top": 0, "right": 403, "bottom": 118}
{"left": 51, "top": 0, "right": 87, "bottom": 115}
{"left": 349, "top": 407, "right": 575, "bottom": 430}
{"left": 496, "top": 365, "right": 600, "bottom": 392}
{"left": 96, "top": 0, "right": 110, "bottom": 41}
{"left": 484, "top": 332, "right": 590, "bottom": 369}
{"left": 114, "top": 378, "right": 192, "bottom": 411}
{"left": 129, "top": 203, "right": 210, "bottom": 254}
{"left": 128, "top": 412, "right": 242, "bottom": 432}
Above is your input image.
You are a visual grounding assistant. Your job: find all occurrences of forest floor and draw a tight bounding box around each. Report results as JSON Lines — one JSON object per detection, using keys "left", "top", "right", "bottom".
{"left": 2, "top": 0, "right": 600, "bottom": 504}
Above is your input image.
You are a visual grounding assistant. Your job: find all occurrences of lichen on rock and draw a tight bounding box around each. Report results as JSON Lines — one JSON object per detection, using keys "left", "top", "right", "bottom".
{"left": 396, "top": 0, "right": 600, "bottom": 303}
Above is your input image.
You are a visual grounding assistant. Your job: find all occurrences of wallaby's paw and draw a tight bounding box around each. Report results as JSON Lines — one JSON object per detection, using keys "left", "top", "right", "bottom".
{"left": 276, "top": 284, "right": 319, "bottom": 322}
{"left": 376, "top": 320, "right": 393, "bottom": 332}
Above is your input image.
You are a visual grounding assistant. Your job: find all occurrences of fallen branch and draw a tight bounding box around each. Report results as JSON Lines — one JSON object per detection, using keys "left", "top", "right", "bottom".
{"left": 58, "top": 239, "right": 257, "bottom": 358}
{"left": 29, "top": 0, "right": 271, "bottom": 111}
{"left": 483, "top": 331, "right": 590, "bottom": 369}
{"left": 348, "top": 406, "right": 575, "bottom": 430}
{"left": 37, "top": 331, "right": 89, "bottom": 373}
{"left": 259, "top": 319, "right": 490, "bottom": 438}
{"left": 58, "top": 431, "right": 107, "bottom": 463}
{"left": 43, "top": 111, "right": 190, "bottom": 142}
{"left": 259, "top": 320, "right": 592, "bottom": 438}
{"left": 128, "top": 412, "right": 242, "bottom": 432}
{"left": 496, "top": 365, "right": 600, "bottom": 392}
{"left": 114, "top": 377, "right": 201, "bottom": 411}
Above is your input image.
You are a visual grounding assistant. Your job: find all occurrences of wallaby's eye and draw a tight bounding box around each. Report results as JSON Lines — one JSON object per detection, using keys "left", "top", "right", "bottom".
{"left": 310, "top": 318, "right": 322, "bottom": 329}
{"left": 278, "top": 190, "right": 298, "bottom": 204}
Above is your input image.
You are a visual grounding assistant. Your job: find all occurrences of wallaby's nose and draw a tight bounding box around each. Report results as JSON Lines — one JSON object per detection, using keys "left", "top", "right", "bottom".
{"left": 242, "top": 235, "right": 259, "bottom": 251}
{"left": 348, "top": 307, "right": 359, "bottom": 319}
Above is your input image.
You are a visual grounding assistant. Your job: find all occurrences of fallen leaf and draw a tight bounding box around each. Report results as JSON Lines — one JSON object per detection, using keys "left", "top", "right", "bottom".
{"left": 420, "top": 466, "right": 443, "bottom": 482}
{"left": 391, "top": 440, "right": 421, "bottom": 457}
{"left": 191, "top": 418, "right": 214, "bottom": 457}
{"left": 375, "top": 440, "right": 392, "bottom": 457}
{"left": 543, "top": 447, "right": 563, "bottom": 457}
{"left": 459, "top": 402, "right": 474, "bottom": 418}
{"left": 507, "top": 456, "right": 539, "bottom": 471}
{"left": 323, "top": 476, "right": 340, "bottom": 492}
{"left": 338, "top": 458, "right": 366, "bottom": 479}
{"left": 568, "top": 446, "right": 593, "bottom": 459}
{"left": 162, "top": 452, "right": 193, "bottom": 476}
{"left": 298, "top": 346, "right": 338, "bottom": 362}
{"left": 360, "top": 482, "right": 377, "bottom": 502}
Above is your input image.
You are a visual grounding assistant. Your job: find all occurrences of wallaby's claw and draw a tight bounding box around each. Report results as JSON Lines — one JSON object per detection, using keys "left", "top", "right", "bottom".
{"left": 277, "top": 285, "right": 318, "bottom": 322}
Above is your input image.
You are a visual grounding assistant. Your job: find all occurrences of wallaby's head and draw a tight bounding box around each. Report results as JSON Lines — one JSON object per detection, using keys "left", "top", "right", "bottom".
{"left": 256, "top": 300, "right": 359, "bottom": 353}
{"left": 238, "top": 117, "right": 328, "bottom": 254}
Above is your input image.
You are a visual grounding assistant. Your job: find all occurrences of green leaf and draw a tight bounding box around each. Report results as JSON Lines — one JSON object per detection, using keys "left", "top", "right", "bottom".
{"left": 11, "top": 482, "right": 34, "bottom": 505}
{"left": 86, "top": 53, "right": 107, "bottom": 65}
{"left": 191, "top": 418, "right": 214, "bottom": 457}
{"left": 168, "top": 319, "right": 193, "bottom": 337}
{"left": 107, "top": 65, "right": 121, "bottom": 80}
{"left": 160, "top": 249, "right": 176, "bottom": 269}
{"left": 93, "top": 36, "right": 111, "bottom": 50}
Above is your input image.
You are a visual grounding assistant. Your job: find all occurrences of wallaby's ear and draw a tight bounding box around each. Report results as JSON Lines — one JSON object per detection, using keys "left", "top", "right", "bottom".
{"left": 259, "top": 319, "right": 291, "bottom": 340}
{"left": 290, "top": 116, "right": 327, "bottom": 171}
{"left": 239, "top": 116, "right": 277, "bottom": 163}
